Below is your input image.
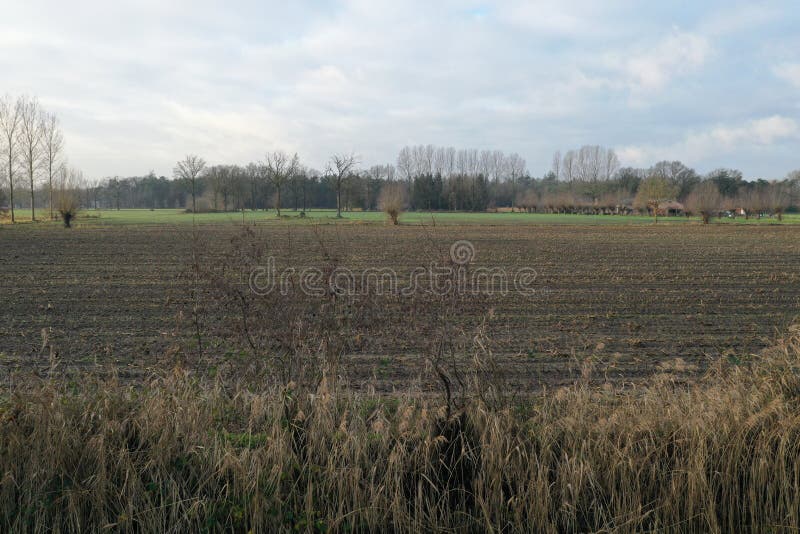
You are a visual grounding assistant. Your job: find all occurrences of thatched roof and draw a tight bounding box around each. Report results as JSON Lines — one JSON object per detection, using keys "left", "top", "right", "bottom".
{"left": 658, "top": 201, "right": 684, "bottom": 211}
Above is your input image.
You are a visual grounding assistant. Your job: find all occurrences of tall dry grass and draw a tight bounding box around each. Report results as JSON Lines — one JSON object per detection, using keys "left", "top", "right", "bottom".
{"left": 2, "top": 325, "right": 800, "bottom": 532}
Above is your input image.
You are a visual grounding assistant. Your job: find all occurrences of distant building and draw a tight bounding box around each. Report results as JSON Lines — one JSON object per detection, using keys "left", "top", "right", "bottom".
{"left": 657, "top": 201, "right": 685, "bottom": 217}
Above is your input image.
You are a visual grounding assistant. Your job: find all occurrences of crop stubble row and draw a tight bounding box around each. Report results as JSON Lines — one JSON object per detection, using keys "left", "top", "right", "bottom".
{"left": 1, "top": 223, "right": 798, "bottom": 388}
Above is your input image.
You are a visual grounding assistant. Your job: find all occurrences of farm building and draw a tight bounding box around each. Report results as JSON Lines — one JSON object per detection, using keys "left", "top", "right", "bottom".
{"left": 656, "top": 201, "right": 685, "bottom": 217}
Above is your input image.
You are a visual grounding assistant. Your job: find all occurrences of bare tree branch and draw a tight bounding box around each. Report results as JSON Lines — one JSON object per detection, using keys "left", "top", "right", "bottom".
{"left": 173, "top": 154, "right": 206, "bottom": 213}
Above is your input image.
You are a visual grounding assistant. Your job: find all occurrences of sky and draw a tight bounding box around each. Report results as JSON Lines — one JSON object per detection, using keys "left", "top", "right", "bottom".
{"left": 1, "top": 0, "right": 798, "bottom": 180}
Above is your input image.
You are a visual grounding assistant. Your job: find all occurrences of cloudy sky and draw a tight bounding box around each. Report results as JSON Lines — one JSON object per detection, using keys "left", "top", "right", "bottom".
{"left": 2, "top": 1, "right": 798, "bottom": 180}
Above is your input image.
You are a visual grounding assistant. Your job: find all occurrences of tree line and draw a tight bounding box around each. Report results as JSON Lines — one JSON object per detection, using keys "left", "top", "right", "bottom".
{"left": 516, "top": 151, "right": 799, "bottom": 223}
{"left": 0, "top": 94, "right": 84, "bottom": 224}
{"left": 3, "top": 133, "right": 799, "bottom": 222}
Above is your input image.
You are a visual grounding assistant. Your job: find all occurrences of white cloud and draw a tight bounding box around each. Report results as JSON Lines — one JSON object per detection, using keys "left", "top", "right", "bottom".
{"left": 715, "top": 115, "right": 798, "bottom": 145}
{"left": 608, "top": 29, "right": 711, "bottom": 93}
{"left": 498, "top": 0, "right": 633, "bottom": 37}
{"left": 774, "top": 63, "right": 800, "bottom": 88}
{"left": 700, "top": 4, "right": 781, "bottom": 35}
{"left": 618, "top": 115, "right": 799, "bottom": 168}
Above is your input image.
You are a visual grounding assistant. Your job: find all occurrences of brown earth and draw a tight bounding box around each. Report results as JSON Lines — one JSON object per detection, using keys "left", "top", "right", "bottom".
{"left": 1, "top": 222, "right": 798, "bottom": 390}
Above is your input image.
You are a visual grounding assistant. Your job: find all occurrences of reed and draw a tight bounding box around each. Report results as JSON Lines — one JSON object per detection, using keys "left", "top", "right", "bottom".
{"left": 1, "top": 325, "right": 799, "bottom": 532}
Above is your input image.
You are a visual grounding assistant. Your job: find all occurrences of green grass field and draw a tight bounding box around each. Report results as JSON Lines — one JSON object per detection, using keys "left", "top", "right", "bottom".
{"left": 2, "top": 208, "right": 799, "bottom": 226}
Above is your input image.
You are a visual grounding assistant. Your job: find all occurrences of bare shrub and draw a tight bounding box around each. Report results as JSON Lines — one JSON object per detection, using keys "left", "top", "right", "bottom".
{"left": 768, "top": 181, "right": 791, "bottom": 221}
{"left": 686, "top": 181, "right": 721, "bottom": 224}
{"left": 56, "top": 191, "right": 79, "bottom": 228}
{"left": 184, "top": 190, "right": 216, "bottom": 213}
{"left": 179, "top": 225, "right": 390, "bottom": 392}
{"left": 178, "top": 225, "right": 499, "bottom": 414}
{"left": 55, "top": 167, "right": 82, "bottom": 228}
{"left": 378, "top": 181, "right": 406, "bottom": 225}
{"left": 515, "top": 189, "right": 539, "bottom": 212}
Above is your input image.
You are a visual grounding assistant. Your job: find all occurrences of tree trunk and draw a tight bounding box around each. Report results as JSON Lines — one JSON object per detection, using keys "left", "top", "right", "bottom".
{"left": 649, "top": 202, "right": 658, "bottom": 224}
{"left": 276, "top": 187, "right": 281, "bottom": 217}
{"left": 49, "top": 162, "right": 53, "bottom": 221}
{"left": 29, "top": 163, "right": 35, "bottom": 222}
{"left": 8, "top": 154, "right": 14, "bottom": 223}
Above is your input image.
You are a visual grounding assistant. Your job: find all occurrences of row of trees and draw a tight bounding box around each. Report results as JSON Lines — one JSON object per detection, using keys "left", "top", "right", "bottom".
{"left": 396, "top": 145, "right": 527, "bottom": 182}
{"left": 168, "top": 147, "right": 527, "bottom": 217}
{"left": 515, "top": 157, "right": 798, "bottom": 223}
{"left": 172, "top": 152, "right": 359, "bottom": 217}
{"left": 0, "top": 94, "right": 78, "bottom": 223}
{"left": 683, "top": 179, "right": 796, "bottom": 223}
{"left": 3, "top": 137, "right": 798, "bottom": 222}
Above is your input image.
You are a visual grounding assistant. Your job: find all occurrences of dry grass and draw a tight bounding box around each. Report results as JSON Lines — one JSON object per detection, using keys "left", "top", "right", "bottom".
{"left": 1, "top": 325, "right": 800, "bottom": 532}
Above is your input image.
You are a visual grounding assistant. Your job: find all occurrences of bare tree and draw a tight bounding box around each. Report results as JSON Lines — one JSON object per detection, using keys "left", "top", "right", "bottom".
{"left": 634, "top": 175, "right": 678, "bottom": 223}
{"left": 0, "top": 95, "right": 21, "bottom": 223}
{"left": 685, "top": 181, "right": 721, "bottom": 224}
{"left": 650, "top": 161, "right": 699, "bottom": 200}
{"left": 491, "top": 150, "right": 505, "bottom": 183}
{"left": 507, "top": 152, "right": 526, "bottom": 207}
{"left": 442, "top": 147, "right": 455, "bottom": 177}
{"left": 551, "top": 150, "right": 561, "bottom": 181}
{"left": 735, "top": 188, "right": 761, "bottom": 219}
{"left": 562, "top": 150, "right": 576, "bottom": 183}
{"left": 786, "top": 170, "right": 800, "bottom": 210}
{"left": 421, "top": 144, "right": 435, "bottom": 175}
{"left": 206, "top": 166, "right": 223, "bottom": 210}
{"left": 327, "top": 153, "right": 359, "bottom": 218}
{"left": 367, "top": 164, "right": 390, "bottom": 210}
{"left": 41, "top": 112, "right": 64, "bottom": 220}
{"left": 263, "top": 151, "right": 299, "bottom": 217}
{"left": 768, "top": 181, "right": 791, "bottom": 221}
{"left": 397, "top": 146, "right": 413, "bottom": 182}
{"left": 17, "top": 96, "right": 43, "bottom": 221}
{"left": 378, "top": 181, "right": 407, "bottom": 225}
{"left": 245, "top": 162, "right": 262, "bottom": 210}
{"left": 575, "top": 145, "right": 602, "bottom": 183}
{"left": 218, "top": 165, "right": 234, "bottom": 211}
{"left": 173, "top": 154, "right": 206, "bottom": 213}
{"left": 385, "top": 164, "right": 396, "bottom": 182}
{"left": 603, "top": 149, "right": 620, "bottom": 181}
{"left": 506, "top": 153, "right": 526, "bottom": 181}
{"left": 479, "top": 150, "right": 493, "bottom": 179}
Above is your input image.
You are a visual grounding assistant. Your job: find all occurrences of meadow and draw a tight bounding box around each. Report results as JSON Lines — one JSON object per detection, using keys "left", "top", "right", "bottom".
{"left": 3, "top": 207, "right": 800, "bottom": 226}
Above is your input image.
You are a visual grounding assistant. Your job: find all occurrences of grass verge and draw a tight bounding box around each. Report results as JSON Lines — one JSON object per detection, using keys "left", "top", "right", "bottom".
{"left": 2, "top": 325, "right": 800, "bottom": 531}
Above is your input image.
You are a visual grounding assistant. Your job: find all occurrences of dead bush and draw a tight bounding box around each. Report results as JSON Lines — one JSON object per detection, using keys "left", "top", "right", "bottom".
{"left": 378, "top": 182, "right": 407, "bottom": 225}
{"left": 56, "top": 186, "right": 79, "bottom": 228}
